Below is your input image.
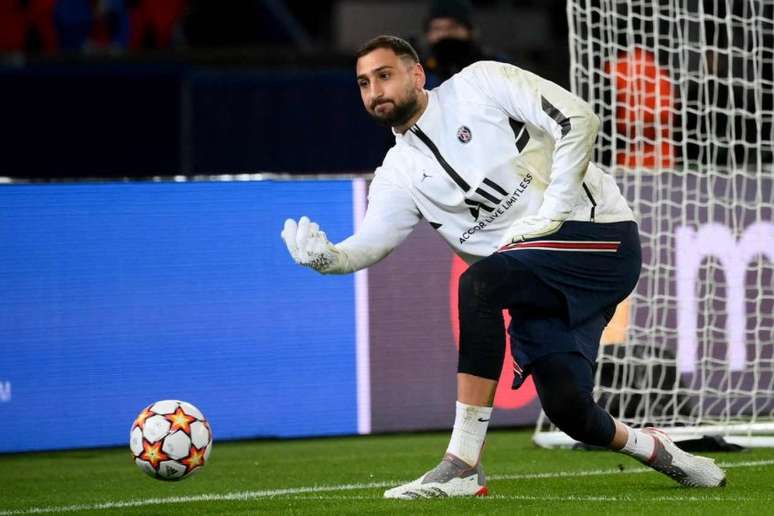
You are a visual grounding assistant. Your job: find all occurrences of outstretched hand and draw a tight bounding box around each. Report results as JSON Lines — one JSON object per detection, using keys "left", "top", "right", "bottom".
{"left": 281, "top": 216, "right": 343, "bottom": 273}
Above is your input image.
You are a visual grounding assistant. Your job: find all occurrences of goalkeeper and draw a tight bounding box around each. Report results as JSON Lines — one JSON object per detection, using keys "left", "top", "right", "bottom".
{"left": 281, "top": 35, "right": 726, "bottom": 497}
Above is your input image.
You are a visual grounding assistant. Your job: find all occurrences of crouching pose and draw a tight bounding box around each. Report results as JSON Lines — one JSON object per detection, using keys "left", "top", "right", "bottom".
{"left": 281, "top": 35, "right": 726, "bottom": 498}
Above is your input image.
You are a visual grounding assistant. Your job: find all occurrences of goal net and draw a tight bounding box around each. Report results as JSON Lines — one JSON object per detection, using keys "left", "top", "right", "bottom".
{"left": 534, "top": 0, "right": 774, "bottom": 447}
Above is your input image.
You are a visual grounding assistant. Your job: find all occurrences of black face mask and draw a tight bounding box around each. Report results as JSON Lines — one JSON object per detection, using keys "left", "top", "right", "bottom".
{"left": 428, "top": 38, "right": 484, "bottom": 81}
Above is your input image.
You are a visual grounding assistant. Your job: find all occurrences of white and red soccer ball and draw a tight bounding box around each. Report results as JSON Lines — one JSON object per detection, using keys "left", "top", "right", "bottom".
{"left": 130, "top": 400, "right": 212, "bottom": 480}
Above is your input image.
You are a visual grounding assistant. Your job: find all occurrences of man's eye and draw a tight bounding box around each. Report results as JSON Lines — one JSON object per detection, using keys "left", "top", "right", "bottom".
{"left": 380, "top": 73, "right": 390, "bottom": 79}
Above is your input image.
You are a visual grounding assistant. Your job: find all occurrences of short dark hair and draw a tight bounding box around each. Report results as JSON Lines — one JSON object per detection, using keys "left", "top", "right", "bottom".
{"left": 355, "top": 35, "right": 420, "bottom": 64}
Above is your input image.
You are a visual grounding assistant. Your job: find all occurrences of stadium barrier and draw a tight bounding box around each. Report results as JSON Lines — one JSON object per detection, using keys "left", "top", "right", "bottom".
{"left": 0, "top": 177, "right": 542, "bottom": 453}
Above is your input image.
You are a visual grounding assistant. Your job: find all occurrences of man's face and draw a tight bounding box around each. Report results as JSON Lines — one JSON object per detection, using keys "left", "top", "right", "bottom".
{"left": 356, "top": 48, "right": 424, "bottom": 128}
{"left": 426, "top": 17, "right": 472, "bottom": 45}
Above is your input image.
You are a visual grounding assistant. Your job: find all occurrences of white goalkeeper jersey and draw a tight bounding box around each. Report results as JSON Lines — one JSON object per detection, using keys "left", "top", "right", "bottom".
{"left": 337, "top": 60, "right": 634, "bottom": 269}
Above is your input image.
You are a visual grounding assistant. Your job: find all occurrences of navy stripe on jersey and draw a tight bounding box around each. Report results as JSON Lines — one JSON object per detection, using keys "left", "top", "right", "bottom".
{"left": 508, "top": 119, "right": 531, "bottom": 152}
{"left": 541, "top": 97, "right": 571, "bottom": 138}
{"left": 410, "top": 125, "right": 471, "bottom": 192}
{"left": 483, "top": 177, "right": 508, "bottom": 196}
{"left": 475, "top": 187, "right": 501, "bottom": 205}
{"left": 582, "top": 182, "right": 597, "bottom": 222}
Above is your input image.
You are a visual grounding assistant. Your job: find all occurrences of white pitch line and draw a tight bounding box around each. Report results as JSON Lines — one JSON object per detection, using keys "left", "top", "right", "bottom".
{"left": 286, "top": 494, "right": 768, "bottom": 502}
{"left": 0, "top": 483, "right": 395, "bottom": 516}
{"left": 490, "top": 458, "right": 774, "bottom": 481}
{"left": 1, "top": 459, "right": 773, "bottom": 515}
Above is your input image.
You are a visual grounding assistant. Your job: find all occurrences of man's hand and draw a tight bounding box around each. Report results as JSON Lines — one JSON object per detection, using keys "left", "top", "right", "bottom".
{"left": 281, "top": 216, "right": 345, "bottom": 273}
{"left": 498, "top": 215, "right": 563, "bottom": 248}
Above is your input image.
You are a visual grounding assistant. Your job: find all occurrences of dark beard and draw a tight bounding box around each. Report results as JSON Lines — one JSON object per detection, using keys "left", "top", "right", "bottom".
{"left": 369, "top": 95, "right": 420, "bottom": 128}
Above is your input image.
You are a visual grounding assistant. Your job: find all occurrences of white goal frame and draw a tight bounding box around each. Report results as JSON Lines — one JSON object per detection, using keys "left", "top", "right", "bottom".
{"left": 534, "top": 0, "right": 774, "bottom": 448}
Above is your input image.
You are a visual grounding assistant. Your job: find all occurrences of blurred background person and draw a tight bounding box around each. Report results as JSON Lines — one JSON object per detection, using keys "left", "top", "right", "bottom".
{"left": 421, "top": 0, "right": 508, "bottom": 87}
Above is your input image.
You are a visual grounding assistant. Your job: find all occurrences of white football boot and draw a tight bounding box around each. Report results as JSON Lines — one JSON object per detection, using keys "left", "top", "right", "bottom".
{"left": 640, "top": 428, "right": 727, "bottom": 487}
{"left": 383, "top": 453, "right": 488, "bottom": 499}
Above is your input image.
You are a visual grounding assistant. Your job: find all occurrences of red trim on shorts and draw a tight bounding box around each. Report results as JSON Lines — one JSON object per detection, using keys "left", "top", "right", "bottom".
{"left": 498, "top": 240, "right": 621, "bottom": 253}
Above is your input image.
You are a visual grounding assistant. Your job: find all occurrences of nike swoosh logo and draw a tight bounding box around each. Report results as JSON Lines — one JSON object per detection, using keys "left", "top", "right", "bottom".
{"left": 477, "top": 418, "right": 490, "bottom": 422}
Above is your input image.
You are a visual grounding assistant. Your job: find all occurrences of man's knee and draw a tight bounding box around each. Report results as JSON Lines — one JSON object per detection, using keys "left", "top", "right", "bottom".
{"left": 534, "top": 353, "right": 615, "bottom": 447}
{"left": 459, "top": 254, "right": 510, "bottom": 304}
{"left": 541, "top": 387, "right": 614, "bottom": 446}
{"left": 457, "top": 256, "right": 511, "bottom": 380}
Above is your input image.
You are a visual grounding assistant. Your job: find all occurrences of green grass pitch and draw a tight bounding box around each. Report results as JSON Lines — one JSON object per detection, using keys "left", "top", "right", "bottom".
{"left": 1, "top": 429, "right": 773, "bottom": 515}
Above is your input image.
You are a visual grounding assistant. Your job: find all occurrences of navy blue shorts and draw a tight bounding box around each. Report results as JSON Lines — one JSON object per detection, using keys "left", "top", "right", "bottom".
{"left": 498, "top": 221, "right": 641, "bottom": 388}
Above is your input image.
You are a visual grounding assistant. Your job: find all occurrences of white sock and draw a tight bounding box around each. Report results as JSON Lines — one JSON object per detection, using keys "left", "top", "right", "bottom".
{"left": 619, "top": 425, "right": 656, "bottom": 461}
{"left": 446, "top": 401, "right": 493, "bottom": 467}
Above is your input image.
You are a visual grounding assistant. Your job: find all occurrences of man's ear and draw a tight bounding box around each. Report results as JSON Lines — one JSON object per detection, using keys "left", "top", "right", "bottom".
{"left": 414, "top": 62, "right": 427, "bottom": 90}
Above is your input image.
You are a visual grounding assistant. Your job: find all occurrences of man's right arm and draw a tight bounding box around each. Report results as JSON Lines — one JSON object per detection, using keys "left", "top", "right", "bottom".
{"left": 281, "top": 171, "right": 421, "bottom": 274}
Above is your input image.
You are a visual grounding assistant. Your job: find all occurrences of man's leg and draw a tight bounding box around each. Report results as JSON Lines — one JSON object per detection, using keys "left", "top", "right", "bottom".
{"left": 532, "top": 351, "right": 726, "bottom": 487}
{"left": 385, "top": 253, "right": 564, "bottom": 499}
{"left": 442, "top": 373, "right": 497, "bottom": 476}
{"left": 531, "top": 352, "right": 617, "bottom": 446}
{"left": 457, "top": 373, "right": 497, "bottom": 406}
{"left": 447, "top": 253, "right": 566, "bottom": 467}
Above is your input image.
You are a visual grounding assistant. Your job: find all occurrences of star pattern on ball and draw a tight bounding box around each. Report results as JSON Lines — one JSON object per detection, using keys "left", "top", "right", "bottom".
{"left": 140, "top": 440, "right": 170, "bottom": 469}
{"left": 133, "top": 406, "right": 155, "bottom": 430}
{"left": 181, "top": 446, "right": 207, "bottom": 473}
{"left": 165, "top": 407, "right": 197, "bottom": 434}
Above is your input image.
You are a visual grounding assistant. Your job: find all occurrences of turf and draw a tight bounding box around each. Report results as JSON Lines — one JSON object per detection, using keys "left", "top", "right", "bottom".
{"left": 1, "top": 429, "right": 773, "bottom": 515}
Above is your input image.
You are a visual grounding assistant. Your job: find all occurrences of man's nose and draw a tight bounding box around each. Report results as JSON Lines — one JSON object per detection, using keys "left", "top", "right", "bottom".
{"left": 370, "top": 82, "right": 383, "bottom": 99}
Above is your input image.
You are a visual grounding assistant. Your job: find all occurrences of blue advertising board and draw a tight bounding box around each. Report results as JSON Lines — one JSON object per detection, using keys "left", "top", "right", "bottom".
{"left": 0, "top": 180, "right": 358, "bottom": 452}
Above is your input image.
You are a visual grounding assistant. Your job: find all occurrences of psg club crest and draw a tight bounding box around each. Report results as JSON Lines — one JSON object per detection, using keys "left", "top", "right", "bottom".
{"left": 456, "top": 125, "right": 472, "bottom": 143}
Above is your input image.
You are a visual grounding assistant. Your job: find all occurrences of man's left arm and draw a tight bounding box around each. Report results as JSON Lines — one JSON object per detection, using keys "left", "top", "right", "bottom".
{"left": 463, "top": 61, "right": 600, "bottom": 244}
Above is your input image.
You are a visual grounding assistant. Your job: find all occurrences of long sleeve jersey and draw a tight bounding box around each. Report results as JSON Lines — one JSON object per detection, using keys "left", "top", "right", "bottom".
{"left": 334, "top": 60, "right": 634, "bottom": 271}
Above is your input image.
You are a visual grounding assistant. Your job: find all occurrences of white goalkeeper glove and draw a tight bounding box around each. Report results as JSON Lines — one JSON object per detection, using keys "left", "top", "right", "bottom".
{"left": 281, "top": 216, "right": 349, "bottom": 274}
{"left": 498, "top": 215, "right": 564, "bottom": 249}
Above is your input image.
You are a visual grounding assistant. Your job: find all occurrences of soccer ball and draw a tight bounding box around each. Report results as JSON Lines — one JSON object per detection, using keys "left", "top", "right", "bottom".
{"left": 130, "top": 400, "right": 212, "bottom": 480}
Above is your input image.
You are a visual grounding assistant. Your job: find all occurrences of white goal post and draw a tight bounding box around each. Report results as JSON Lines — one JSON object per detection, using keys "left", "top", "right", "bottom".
{"left": 534, "top": 0, "right": 774, "bottom": 448}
